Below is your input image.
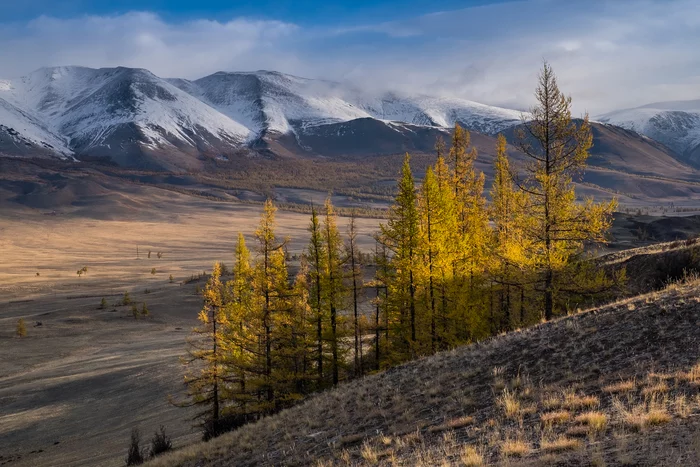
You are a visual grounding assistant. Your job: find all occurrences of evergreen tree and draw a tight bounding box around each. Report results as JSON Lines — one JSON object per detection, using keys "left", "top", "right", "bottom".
{"left": 252, "top": 199, "right": 287, "bottom": 409}
{"left": 306, "top": 205, "right": 326, "bottom": 389}
{"left": 515, "top": 62, "right": 616, "bottom": 320}
{"left": 181, "top": 263, "right": 227, "bottom": 429}
{"left": 489, "top": 134, "right": 531, "bottom": 330}
{"left": 346, "top": 211, "right": 363, "bottom": 375}
{"left": 323, "top": 197, "right": 347, "bottom": 386}
{"left": 380, "top": 154, "right": 419, "bottom": 360}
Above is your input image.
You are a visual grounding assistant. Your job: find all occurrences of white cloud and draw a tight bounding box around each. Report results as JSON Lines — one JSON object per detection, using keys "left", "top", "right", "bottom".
{"left": 0, "top": 0, "right": 698, "bottom": 114}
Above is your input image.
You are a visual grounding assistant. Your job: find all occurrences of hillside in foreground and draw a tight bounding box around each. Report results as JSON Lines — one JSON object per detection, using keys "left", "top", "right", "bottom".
{"left": 151, "top": 276, "right": 700, "bottom": 466}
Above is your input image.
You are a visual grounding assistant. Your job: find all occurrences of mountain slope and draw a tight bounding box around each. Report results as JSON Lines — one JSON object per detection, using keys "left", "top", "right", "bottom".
{"left": 0, "top": 67, "right": 251, "bottom": 170}
{"left": 0, "top": 91, "right": 71, "bottom": 159}
{"left": 168, "top": 71, "right": 524, "bottom": 141}
{"left": 596, "top": 100, "right": 700, "bottom": 166}
{"left": 149, "top": 260, "right": 700, "bottom": 467}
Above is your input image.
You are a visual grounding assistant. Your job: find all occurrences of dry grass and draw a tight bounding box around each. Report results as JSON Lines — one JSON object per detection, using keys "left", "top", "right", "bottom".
{"left": 603, "top": 379, "right": 636, "bottom": 394}
{"left": 428, "top": 416, "right": 474, "bottom": 433}
{"left": 575, "top": 411, "right": 608, "bottom": 433}
{"left": 541, "top": 410, "right": 572, "bottom": 427}
{"left": 642, "top": 381, "right": 669, "bottom": 397}
{"left": 360, "top": 441, "right": 378, "bottom": 463}
{"left": 498, "top": 389, "right": 521, "bottom": 419}
{"left": 678, "top": 362, "right": 700, "bottom": 384}
{"left": 459, "top": 446, "right": 484, "bottom": 467}
{"left": 614, "top": 397, "right": 673, "bottom": 430}
{"left": 540, "top": 436, "right": 582, "bottom": 453}
{"left": 501, "top": 439, "right": 530, "bottom": 457}
{"left": 562, "top": 391, "right": 600, "bottom": 410}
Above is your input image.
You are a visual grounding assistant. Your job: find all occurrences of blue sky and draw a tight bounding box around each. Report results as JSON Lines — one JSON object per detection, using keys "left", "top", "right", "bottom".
{"left": 3, "top": 0, "right": 508, "bottom": 25}
{"left": 0, "top": 0, "right": 698, "bottom": 114}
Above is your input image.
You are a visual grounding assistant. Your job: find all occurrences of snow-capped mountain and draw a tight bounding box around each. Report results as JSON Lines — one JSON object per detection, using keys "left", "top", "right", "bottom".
{"left": 596, "top": 100, "right": 700, "bottom": 166}
{"left": 0, "top": 66, "right": 251, "bottom": 169}
{"left": 0, "top": 66, "right": 523, "bottom": 169}
{"left": 169, "top": 71, "right": 524, "bottom": 139}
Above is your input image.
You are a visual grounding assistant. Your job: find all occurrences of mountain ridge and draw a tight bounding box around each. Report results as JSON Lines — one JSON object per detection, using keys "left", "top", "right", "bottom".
{"left": 0, "top": 66, "right": 524, "bottom": 170}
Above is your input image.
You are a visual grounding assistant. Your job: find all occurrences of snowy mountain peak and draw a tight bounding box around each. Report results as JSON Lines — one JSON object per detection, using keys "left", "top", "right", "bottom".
{"left": 1, "top": 65, "right": 526, "bottom": 169}
{"left": 597, "top": 99, "right": 700, "bottom": 165}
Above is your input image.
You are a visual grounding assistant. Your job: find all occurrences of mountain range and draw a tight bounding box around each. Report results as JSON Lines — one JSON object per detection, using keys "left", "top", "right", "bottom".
{"left": 0, "top": 66, "right": 524, "bottom": 170}
{"left": 596, "top": 100, "right": 700, "bottom": 166}
{"left": 2, "top": 65, "right": 700, "bottom": 207}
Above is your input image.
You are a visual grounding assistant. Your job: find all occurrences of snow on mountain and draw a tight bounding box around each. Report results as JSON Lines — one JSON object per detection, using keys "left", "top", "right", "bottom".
{"left": 0, "top": 66, "right": 525, "bottom": 168}
{"left": 0, "top": 66, "right": 250, "bottom": 162}
{"left": 169, "top": 71, "right": 524, "bottom": 138}
{"left": 0, "top": 95, "right": 72, "bottom": 158}
{"left": 596, "top": 101, "right": 700, "bottom": 165}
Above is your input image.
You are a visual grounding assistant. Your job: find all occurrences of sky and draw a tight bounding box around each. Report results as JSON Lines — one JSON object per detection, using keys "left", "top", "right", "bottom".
{"left": 0, "top": 0, "right": 698, "bottom": 115}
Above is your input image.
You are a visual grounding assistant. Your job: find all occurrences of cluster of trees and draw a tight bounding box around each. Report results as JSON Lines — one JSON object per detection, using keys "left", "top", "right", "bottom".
{"left": 179, "top": 198, "right": 368, "bottom": 438}
{"left": 179, "top": 63, "right": 621, "bottom": 437}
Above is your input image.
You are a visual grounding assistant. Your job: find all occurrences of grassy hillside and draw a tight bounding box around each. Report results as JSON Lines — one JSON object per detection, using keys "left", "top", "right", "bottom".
{"left": 149, "top": 275, "right": 700, "bottom": 466}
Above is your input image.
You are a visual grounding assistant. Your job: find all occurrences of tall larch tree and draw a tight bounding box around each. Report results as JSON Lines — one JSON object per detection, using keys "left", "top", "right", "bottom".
{"left": 306, "top": 205, "right": 326, "bottom": 389}
{"left": 323, "top": 197, "right": 346, "bottom": 386}
{"left": 516, "top": 61, "right": 616, "bottom": 320}
{"left": 252, "top": 199, "right": 287, "bottom": 409}
{"left": 181, "top": 262, "right": 228, "bottom": 432}
{"left": 346, "top": 211, "right": 363, "bottom": 375}
{"left": 380, "top": 154, "right": 419, "bottom": 360}
{"left": 489, "top": 134, "right": 531, "bottom": 330}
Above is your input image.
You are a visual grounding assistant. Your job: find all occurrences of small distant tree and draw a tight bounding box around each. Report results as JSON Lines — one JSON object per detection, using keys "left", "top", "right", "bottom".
{"left": 99, "top": 297, "right": 107, "bottom": 309}
{"left": 148, "top": 251, "right": 152, "bottom": 259}
{"left": 157, "top": 252, "right": 163, "bottom": 259}
{"left": 149, "top": 425, "right": 172, "bottom": 458}
{"left": 151, "top": 268, "right": 156, "bottom": 276}
{"left": 169, "top": 274, "right": 174, "bottom": 283}
{"left": 141, "top": 303, "right": 149, "bottom": 316}
{"left": 16, "top": 319, "right": 27, "bottom": 337}
{"left": 123, "top": 291, "right": 131, "bottom": 305}
{"left": 77, "top": 269, "right": 83, "bottom": 278}
{"left": 132, "top": 304, "right": 139, "bottom": 319}
{"left": 125, "top": 428, "right": 145, "bottom": 466}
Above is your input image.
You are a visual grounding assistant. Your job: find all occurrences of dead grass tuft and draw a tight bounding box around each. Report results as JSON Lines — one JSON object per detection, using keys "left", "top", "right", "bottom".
{"left": 428, "top": 415, "right": 474, "bottom": 433}
{"left": 459, "top": 446, "right": 484, "bottom": 467}
{"left": 641, "top": 382, "right": 669, "bottom": 397}
{"left": 603, "top": 379, "right": 636, "bottom": 394}
{"left": 541, "top": 410, "right": 571, "bottom": 427}
{"left": 562, "top": 391, "right": 600, "bottom": 410}
{"left": 501, "top": 439, "right": 530, "bottom": 458}
{"left": 360, "top": 441, "right": 378, "bottom": 463}
{"left": 498, "top": 389, "right": 521, "bottom": 419}
{"left": 575, "top": 411, "right": 608, "bottom": 433}
{"left": 677, "top": 362, "right": 700, "bottom": 384}
{"left": 540, "top": 436, "right": 582, "bottom": 453}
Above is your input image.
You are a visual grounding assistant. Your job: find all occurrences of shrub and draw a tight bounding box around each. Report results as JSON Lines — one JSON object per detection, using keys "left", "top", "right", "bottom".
{"left": 141, "top": 303, "right": 149, "bottom": 316}
{"left": 99, "top": 297, "right": 107, "bottom": 309}
{"left": 132, "top": 305, "right": 139, "bottom": 319}
{"left": 151, "top": 268, "right": 156, "bottom": 275}
{"left": 169, "top": 274, "right": 174, "bottom": 283}
{"left": 126, "top": 428, "right": 145, "bottom": 465}
{"left": 123, "top": 291, "right": 131, "bottom": 306}
{"left": 16, "top": 319, "right": 27, "bottom": 337}
{"left": 149, "top": 425, "right": 172, "bottom": 458}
